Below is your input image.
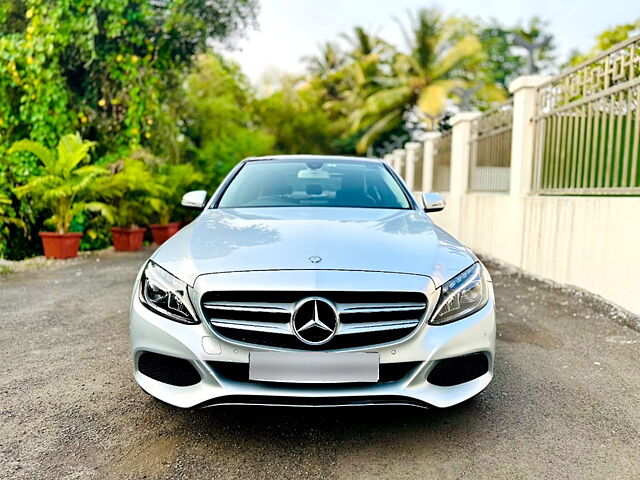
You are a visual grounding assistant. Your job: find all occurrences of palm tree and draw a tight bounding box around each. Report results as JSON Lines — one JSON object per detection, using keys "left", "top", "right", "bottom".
{"left": 340, "top": 26, "right": 393, "bottom": 60}
{"left": 320, "top": 27, "right": 395, "bottom": 134}
{"left": 9, "top": 133, "right": 111, "bottom": 234}
{"left": 302, "top": 41, "right": 345, "bottom": 78}
{"left": 350, "top": 9, "right": 485, "bottom": 153}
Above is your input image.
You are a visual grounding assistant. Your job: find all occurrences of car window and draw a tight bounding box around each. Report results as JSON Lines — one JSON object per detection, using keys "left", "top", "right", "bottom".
{"left": 217, "top": 160, "right": 411, "bottom": 209}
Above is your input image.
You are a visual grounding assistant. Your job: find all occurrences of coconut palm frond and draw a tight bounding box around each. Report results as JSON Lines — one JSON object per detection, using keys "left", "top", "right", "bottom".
{"left": 356, "top": 108, "right": 403, "bottom": 153}
{"left": 431, "top": 35, "right": 483, "bottom": 79}
{"left": 418, "top": 84, "right": 449, "bottom": 117}
{"left": 359, "top": 85, "right": 412, "bottom": 119}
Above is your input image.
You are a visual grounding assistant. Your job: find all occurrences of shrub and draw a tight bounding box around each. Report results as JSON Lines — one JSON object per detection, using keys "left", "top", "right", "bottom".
{"left": 8, "top": 133, "right": 112, "bottom": 234}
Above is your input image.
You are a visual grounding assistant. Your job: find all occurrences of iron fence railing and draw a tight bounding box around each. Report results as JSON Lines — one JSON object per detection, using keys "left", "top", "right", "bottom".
{"left": 433, "top": 131, "right": 452, "bottom": 192}
{"left": 533, "top": 35, "right": 640, "bottom": 195}
{"left": 469, "top": 101, "right": 513, "bottom": 192}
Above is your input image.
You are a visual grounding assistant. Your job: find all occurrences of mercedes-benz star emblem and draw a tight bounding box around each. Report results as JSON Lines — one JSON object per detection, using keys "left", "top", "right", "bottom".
{"left": 308, "top": 256, "right": 322, "bottom": 264}
{"left": 291, "top": 297, "right": 339, "bottom": 345}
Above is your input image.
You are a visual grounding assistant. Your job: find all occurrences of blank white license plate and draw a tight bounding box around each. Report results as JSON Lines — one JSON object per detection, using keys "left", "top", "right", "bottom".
{"left": 249, "top": 352, "right": 379, "bottom": 383}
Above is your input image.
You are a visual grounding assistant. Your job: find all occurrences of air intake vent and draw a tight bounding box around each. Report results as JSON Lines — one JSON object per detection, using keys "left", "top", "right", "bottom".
{"left": 207, "top": 361, "right": 421, "bottom": 385}
{"left": 427, "top": 352, "right": 489, "bottom": 387}
{"left": 137, "top": 352, "right": 201, "bottom": 387}
{"left": 200, "top": 291, "right": 427, "bottom": 350}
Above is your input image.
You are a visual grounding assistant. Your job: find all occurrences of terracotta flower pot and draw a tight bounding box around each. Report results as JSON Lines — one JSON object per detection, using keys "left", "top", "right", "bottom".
{"left": 149, "top": 222, "right": 181, "bottom": 245}
{"left": 39, "top": 232, "right": 83, "bottom": 259}
{"left": 111, "top": 227, "right": 146, "bottom": 252}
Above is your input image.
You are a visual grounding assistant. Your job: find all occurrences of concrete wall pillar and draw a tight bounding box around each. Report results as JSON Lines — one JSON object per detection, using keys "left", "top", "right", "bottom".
{"left": 403, "top": 142, "right": 421, "bottom": 190}
{"left": 449, "top": 112, "right": 480, "bottom": 196}
{"left": 392, "top": 149, "right": 405, "bottom": 175}
{"left": 439, "top": 113, "right": 480, "bottom": 237}
{"left": 508, "top": 75, "right": 550, "bottom": 195}
{"left": 420, "top": 132, "right": 440, "bottom": 193}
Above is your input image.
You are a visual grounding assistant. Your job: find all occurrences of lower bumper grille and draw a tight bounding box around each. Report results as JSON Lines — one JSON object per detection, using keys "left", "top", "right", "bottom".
{"left": 427, "top": 352, "right": 489, "bottom": 387}
{"left": 207, "top": 361, "right": 421, "bottom": 386}
{"left": 138, "top": 352, "right": 201, "bottom": 387}
{"left": 201, "top": 291, "right": 427, "bottom": 350}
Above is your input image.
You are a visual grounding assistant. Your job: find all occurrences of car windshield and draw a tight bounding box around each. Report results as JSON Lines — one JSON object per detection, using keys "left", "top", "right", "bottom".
{"left": 217, "top": 159, "right": 411, "bottom": 209}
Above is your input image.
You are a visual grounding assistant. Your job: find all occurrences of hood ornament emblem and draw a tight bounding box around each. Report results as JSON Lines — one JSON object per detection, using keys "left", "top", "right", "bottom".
{"left": 308, "top": 256, "right": 322, "bottom": 264}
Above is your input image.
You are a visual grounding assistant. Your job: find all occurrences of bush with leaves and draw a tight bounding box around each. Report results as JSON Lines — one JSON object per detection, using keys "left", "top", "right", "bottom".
{"left": 98, "top": 156, "right": 166, "bottom": 229}
{"left": 0, "top": 1, "right": 258, "bottom": 258}
{"left": 8, "top": 133, "right": 111, "bottom": 234}
{"left": 0, "top": 192, "right": 25, "bottom": 256}
{"left": 0, "top": 0, "right": 258, "bottom": 156}
{"left": 152, "top": 163, "right": 204, "bottom": 225}
{"left": 182, "top": 54, "right": 274, "bottom": 186}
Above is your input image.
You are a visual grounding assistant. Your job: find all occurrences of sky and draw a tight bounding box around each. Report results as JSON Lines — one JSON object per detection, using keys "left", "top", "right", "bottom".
{"left": 226, "top": 0, "right": 637, "bottom": 83}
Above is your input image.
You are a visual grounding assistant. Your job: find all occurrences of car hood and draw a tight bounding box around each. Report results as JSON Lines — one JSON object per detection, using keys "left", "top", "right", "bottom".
{"left": 152, "top": 207, "right": 475, "bottom": 287}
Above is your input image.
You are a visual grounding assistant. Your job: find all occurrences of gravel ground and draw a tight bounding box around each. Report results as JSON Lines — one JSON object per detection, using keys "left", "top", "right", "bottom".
{"left": 1, "top": 248, "right": 639, "bottom": 479}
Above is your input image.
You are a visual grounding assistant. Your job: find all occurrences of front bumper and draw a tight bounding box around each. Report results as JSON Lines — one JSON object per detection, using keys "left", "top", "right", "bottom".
{"left": 130, "top": 269, "right": 496, "bottom": 409}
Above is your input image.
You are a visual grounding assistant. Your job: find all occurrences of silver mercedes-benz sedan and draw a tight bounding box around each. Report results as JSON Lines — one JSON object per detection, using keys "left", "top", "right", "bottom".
{"left": 130, "top": 155, "right": 496, "bottom": 409}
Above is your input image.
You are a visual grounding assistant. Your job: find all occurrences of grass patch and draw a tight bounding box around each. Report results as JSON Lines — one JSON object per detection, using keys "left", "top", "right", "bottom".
{"left": 0, "top": 265, "right": 13, "bottom": 276}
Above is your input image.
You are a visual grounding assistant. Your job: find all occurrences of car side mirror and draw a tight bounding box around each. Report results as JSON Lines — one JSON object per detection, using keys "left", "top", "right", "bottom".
{"left": 181, "top": 190, "right": 208, "bottom": 209}
{"left": 421, "top": 192, "right": 445, "bottom": 212}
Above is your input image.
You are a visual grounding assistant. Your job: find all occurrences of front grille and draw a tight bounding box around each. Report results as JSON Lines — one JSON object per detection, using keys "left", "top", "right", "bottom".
{"left": 137, "top": 352, "right": 201, "bottom": 387}
{"left": 207, "top": 361, "right": 421, "bottom": 386}
{"left": 201, "top": 291, "right": 427, "bottom": 350}
{"left": 427, "top": 352, "right": 489, "bottom": 387}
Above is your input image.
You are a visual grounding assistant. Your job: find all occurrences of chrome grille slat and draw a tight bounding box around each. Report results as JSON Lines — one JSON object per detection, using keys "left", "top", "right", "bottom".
{"left": 209, "top": 319, "right": 291, "bottom": 335}
{"left": 338, "top": 319, "right": 420, "bottom": 335}
{"left": 203, "top": 301, "right": 293, "bottom": 313}
{"left": 338, "top": 303, "right": 426, "bottom": 314}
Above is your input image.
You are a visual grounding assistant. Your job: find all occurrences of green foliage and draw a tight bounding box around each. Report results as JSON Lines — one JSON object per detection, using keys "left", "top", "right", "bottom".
{"left": 151, "top": 161, "right": 205, "bottom": 224}
{"left": 289, "top": 12, "right": 561, "bottom": 154}
{"left": 0, "top": 192, "right": 25, "bottom": 256}
{"left": 97, "top": 155, "right": 164, "bottom": 229}
{"left": 349, "top": 9, "right": 493, "bottom": 152}
{"left": 0, "top": 0, "right": 257, "bottom": 152}
{"left": 9, "top": 133, "right": 111, "bottom": 234}
{"left": 71, "top": 211, "right": 112, "bottom": 251}
{"left": 0, "top": 193, "right": 24, "bottom": 229}
{"left": 182, "top": 54, "right": 274, "bottom": 185}
{"left": 257, "top": 79, "right": 337, "bottom": 155}
{"left": 479, "top": 24, "right": 526, "bottom": 91}
{"left": 0, "top": 0, "right": 257, "bottom": 258}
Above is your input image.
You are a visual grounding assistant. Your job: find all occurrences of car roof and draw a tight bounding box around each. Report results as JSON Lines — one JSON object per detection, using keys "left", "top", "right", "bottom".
{"left": 243, "top": 154, "right": 382, "bottom": 164}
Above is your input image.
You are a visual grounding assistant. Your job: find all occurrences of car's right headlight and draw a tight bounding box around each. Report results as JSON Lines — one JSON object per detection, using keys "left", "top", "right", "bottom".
{"left": 429, "top": 263, "right": 490, "bottom": 325}
{"left": 139, "top": 261, "right": 199, "bottom": 324}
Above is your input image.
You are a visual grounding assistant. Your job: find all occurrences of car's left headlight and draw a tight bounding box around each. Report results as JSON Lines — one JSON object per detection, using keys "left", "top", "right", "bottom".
{"left": 139, "top": 261, "right": 199, "bottom": 324}
{"left": 430, "top": 262, "right": 490, "bottom": 325}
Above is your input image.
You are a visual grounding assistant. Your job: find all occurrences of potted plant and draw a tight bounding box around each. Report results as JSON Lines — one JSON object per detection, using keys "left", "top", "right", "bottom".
{"left": 149, "top": 163, "right": 203, "bottom": 244}
{"left": 8, "top": 134, "right": 110, "bottom": 259}
{"left": 100, "top": 158, "right": 162, "bottom": 252}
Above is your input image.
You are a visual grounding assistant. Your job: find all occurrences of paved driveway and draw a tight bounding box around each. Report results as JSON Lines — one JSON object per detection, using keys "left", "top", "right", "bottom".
{"left": 1, "top": 248, "right": 639, "bottom": 479}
